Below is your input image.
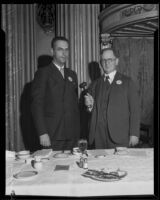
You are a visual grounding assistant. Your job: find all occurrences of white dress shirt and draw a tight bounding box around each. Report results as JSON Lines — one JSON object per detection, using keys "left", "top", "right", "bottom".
{"left": 104, "top": 70, "right": 117, "bottom": 84}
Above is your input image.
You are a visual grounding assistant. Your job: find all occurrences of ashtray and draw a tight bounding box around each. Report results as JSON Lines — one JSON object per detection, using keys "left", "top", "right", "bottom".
{"left": 13, "top": 171, "right": 38, "bottom": 180}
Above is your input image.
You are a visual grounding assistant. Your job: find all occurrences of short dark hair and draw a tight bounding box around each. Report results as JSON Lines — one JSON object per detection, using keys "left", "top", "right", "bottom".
{"left": 51, "top": 36, "right": 69, "bottom": 49}
{"left": 100, "top": 47, "right": 119, "bottom": 58}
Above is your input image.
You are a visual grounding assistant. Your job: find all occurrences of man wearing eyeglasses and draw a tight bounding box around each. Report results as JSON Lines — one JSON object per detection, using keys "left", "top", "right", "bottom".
{"left": 84, "top": 48, "right": 140, "bottom": 149}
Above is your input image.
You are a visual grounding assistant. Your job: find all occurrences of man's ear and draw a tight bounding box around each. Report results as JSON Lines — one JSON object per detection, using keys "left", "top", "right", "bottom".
{"left": 115, "top": 58, "right": 119, "bottom": 66}
{"left": 99, "top": 61, "right": 104, "bottom": 75}
{"left": 51, "top": 48, "right": 54, "bottom": 56}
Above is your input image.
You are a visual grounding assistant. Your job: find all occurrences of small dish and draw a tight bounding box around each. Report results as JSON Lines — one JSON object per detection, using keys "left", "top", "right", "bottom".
{"left": 41, "top": 158, "right": 49, "bottom": 162}
{"left": 73, "top": 147, "right": 80, "bottom": 152}
{"left": 13, "top": 171, "right": 38, "bottom": 180}
{"left": 95, "top": 155, "right": 106, "bottom": 158}
{"left": 17, "top": 150, "right": 30, "bottom": 155}
{"left": 115, "top": 147, "right": 127, "bottom": 151}
{"left": 53, "top": 152, "right": 70, "bottom": 158}
{"left": 16, "top": 150, "right": 30, "bottom": 159}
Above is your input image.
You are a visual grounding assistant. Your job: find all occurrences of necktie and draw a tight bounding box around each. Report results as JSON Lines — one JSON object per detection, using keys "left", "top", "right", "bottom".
{"left": 60, "top": 67, "right": 64, "bottom": 78}
{"left": 104, "top": 74, "right": 110, "bottom": 83}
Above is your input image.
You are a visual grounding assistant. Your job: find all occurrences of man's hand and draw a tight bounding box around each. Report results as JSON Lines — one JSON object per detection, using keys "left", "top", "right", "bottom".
{"left": 84, "top": 93, "right": 94, "bottom": 111}
{"left": 40, "top": 133, "right": 51, "bottom": 147}
{"left": 129, "top": 136, "right": 139, "bottom": 147}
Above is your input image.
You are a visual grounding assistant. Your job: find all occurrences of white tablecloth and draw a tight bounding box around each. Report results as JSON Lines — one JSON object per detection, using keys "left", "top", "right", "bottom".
{"left": 6, "top": 148, "right": 154, "bottom": 197}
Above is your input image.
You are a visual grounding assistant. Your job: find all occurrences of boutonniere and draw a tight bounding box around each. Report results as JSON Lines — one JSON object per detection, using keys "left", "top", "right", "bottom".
{"left": 68, "top": 76, "right": 73, "bottom": 82}
{"left": 116, "top": 80, "right": 122, "bottom": 84}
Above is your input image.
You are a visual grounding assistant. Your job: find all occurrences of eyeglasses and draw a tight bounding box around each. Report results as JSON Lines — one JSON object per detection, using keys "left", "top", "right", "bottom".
{"left": 101, "top": 58, "right": 116, "bottom": 64}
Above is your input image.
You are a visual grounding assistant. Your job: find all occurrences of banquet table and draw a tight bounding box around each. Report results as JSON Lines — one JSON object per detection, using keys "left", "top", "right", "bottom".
{"left": 6, "top": 148, "right": 153, "bottom": 197}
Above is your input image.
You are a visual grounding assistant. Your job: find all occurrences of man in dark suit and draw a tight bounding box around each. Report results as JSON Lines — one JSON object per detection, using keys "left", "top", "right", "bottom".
{"left": 84, "top": 48, "right": 140, "bottom": 149}
{"left": 31, "top": 36, "right": 80, "bottom": 151}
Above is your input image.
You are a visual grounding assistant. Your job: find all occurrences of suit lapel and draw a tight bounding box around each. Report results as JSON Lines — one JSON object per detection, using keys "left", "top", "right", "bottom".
{"left": 112, "top": 71, "right": 122, "bottom": 85}
{"left": 49, "top": 63, "right": 64, "bottom": 82}
{"left": 109, "top": 71, "right": 123, "bottom": 99}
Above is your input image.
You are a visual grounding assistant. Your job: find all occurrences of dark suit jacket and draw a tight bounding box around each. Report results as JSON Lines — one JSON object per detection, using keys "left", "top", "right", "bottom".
{"left": 88, "top": 71, "right": 140, "bottom": 146}
{"left": 31, "top": 63, "right": 80, "bottom": 142}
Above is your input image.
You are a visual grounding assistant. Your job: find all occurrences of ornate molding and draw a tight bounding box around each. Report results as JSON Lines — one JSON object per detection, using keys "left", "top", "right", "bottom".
{"left": 100, "top": 33, "right": 113, "bottom": 50}
{"left": 121, "top": 4, "right": 157, "bottom": 18}
{"left": 99, "top": 4, "right": 158, "bottom": 37}
{"left": 36, "top": 4, "right": 55, "bottom": 34}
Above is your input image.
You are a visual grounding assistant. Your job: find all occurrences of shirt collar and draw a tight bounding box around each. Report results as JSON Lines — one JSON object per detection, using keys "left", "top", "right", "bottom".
{"left": 52, "top": 61, "right": 64, "bottom": 71}
{"left": 105, "top": 70, "right": 117, "bottom": 81}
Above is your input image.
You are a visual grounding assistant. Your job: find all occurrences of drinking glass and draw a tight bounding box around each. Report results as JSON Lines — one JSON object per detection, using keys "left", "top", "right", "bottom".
{"left": 78, "top": 139, "right": 88, "bottom": 155}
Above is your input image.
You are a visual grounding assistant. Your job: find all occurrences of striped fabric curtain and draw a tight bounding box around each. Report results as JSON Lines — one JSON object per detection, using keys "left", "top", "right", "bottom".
{"left": 56, "top": 4, "right": 100, "bottom": 93}
{"left": 3, "top": 4, "right": 37, "bottom": 151}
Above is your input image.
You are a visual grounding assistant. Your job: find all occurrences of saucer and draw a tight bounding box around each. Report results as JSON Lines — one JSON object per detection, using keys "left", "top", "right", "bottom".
{"left": 13, "top": 171, "right": 38, "bottom": 180}
{"left": 53, "top": 152, "right": 70, "bottom": 158}
{"left": 16, "top": 150, "right": 30, "bottom": 159}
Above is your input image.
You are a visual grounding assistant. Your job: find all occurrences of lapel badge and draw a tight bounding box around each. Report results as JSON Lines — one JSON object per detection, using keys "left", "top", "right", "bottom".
{"left": 68, "top": 76, "right": 73, "bottom": 82}
{"left": 116, "top": 80, "right": 122, "bottom": 85}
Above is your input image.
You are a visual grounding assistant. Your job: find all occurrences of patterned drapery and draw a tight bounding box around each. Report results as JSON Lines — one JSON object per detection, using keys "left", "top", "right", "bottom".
{"left": 3, "top": 4, "right": 37, "bottom": 151}
{"left": 113, "top": 37, "right": 154, "bottom": 125}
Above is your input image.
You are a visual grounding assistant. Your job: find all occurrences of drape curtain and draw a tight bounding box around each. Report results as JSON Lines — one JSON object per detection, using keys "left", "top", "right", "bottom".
{"left": 56, "top": 4, "right": 100, "bottom": 94}
{"left": 3, "top": 4, "right": 37, "bottom": 151}
{"left": 113, "top": 37, "right": 154, "bottom": 125}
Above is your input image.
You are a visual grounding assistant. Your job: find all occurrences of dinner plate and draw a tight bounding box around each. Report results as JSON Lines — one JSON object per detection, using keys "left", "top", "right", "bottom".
{"left": 13, "top": 171, "right": 38, "bottom": 180}
{"left": 32, "top": 149, "right": 52, "bottom": 158}
{"left": 94, "top": 155, "right": 107, "bottom": 158}
{"left": 53, "top": 152, "right": 70, "bottom": 158}
{"left": 114, "top": 151, "right": 128, "bottom": 156}
{"left": 73, "top": 147, "right": 80, "bottom": 152}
